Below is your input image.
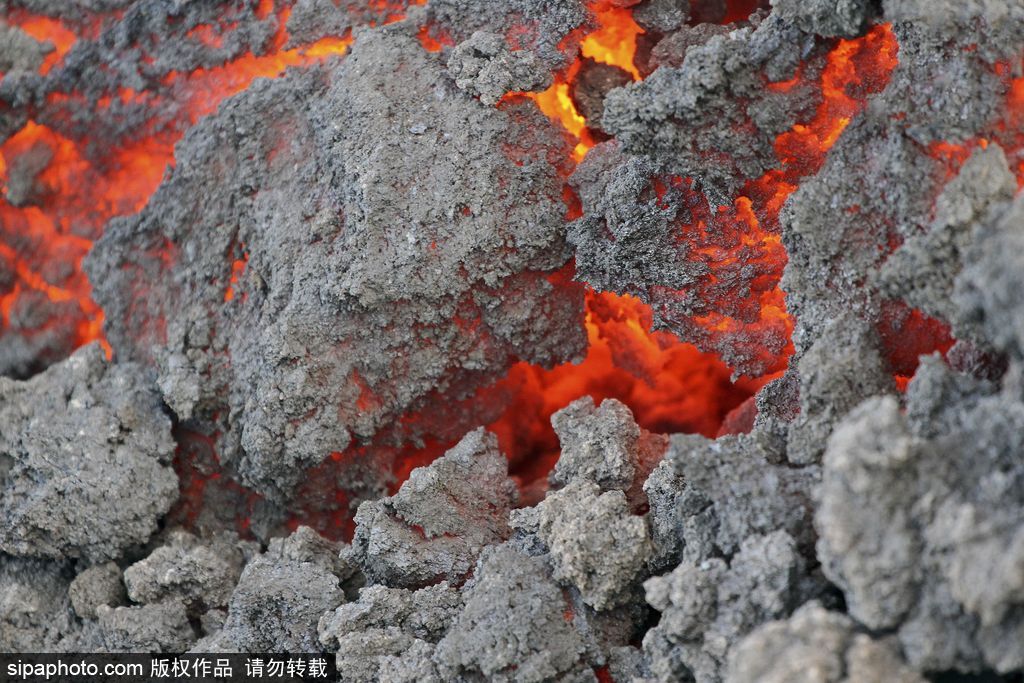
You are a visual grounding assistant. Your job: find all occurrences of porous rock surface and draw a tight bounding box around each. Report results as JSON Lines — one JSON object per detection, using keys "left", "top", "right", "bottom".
{"left": 85, "top": 23, "right": 587, "bottom": 501}
{"left": 2, "top": 1, "right": 1024, "bottom": 681}
{"left": 0, "top": 343, "right": 177, "bottom": 562}
{"left": 347, "top": 428, "right": 518, "bottom": 588}
{"left": 727, "top": 600, "right": 925, "bottom": 683}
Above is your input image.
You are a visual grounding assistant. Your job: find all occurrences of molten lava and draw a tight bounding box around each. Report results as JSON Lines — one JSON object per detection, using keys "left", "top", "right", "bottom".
{"left": 3, "top": 1, "right": 979, "bottom": 546}
{"left": 0, "top": 6, "right": 353, "bottom": 373}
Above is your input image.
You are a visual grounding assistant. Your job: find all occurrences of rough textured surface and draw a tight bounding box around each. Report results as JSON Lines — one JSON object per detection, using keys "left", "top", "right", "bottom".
{"left": 0, "top": 556, "right": 80, "bottom": 652}
{"left": 511, "top": 480, "right": 652, "bottom": 611}
{"left": 85, "top": 25, "right": 585, "bottom": 502}
{"left": 816, "top": 359, "right": 1024, "bottom": 673}
{"left": 318, "top": 582, "right": 461, "bottom": 681}
{"left": 566, "top": 138, "right": 793, "bottom": 377}
{"left": 2, "top": 0, "right": 1024, "bottom": 677}
{"left": 955, "top": 193, "right": 1024, "bottom": 358}
{"left": 348, "top": 428, "right": 518, "bottom": 588}
{"left": 92, "top": 600, "right": 195, "bottom": 653}
{"left": 433, "top": 544, "right": 589, "bottom": 682}
{"left": 659, "top": 433, "right": 820, "bottom": 564}
{"left": 642, "top": 530, "right": 808, "bottom": 683}
{"left": 727, "top": 600, "right": 925, "bottom": 683}
{"left": 196, "top": 527, "right": 346, "bottom": 653}
{"left": 68, "top": 562, "right": 126, "bottom": 619}
{"left": 877, "top": 145, "right": 1017, "bottom": 331}
{"left": 602, "top": 13, "right": 826, "bottom": 205}
{"left": 122, "top": 531, "right": 255, "bottom": 613}
{"left": 0, "top": 344, "right": 177, "bottom": 561}
{"left": 448, "top": 30, "right": 552, "bottom": 105}
{"left": 427, "top": 0, "right": 589, "bottom": 72}
{"left": 770, "top": 0, "right": 871, "bottom": 38}
{"left": 549, "top": 397, "right": 641, "bottom": 491}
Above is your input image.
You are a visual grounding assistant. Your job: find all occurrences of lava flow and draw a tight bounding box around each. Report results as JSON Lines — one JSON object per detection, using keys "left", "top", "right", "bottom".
{"left": 2, "top": 0, "right": 932, "bottom": 544}
{"left": 0, "top": 4, "right": 353, "bottom": 376}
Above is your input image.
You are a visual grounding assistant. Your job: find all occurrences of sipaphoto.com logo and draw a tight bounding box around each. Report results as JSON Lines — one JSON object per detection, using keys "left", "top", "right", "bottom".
{"left": 6, "top": 657, "right": 144, "bottom": 680}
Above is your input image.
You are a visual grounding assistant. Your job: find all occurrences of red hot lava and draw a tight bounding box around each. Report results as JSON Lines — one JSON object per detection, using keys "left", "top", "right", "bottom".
{"left": 4, "top": 1, "right": 990, "bottom": 544}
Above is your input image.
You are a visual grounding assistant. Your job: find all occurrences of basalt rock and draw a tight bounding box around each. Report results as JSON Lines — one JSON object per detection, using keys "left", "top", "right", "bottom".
{"left": 0, "top": 343, "right": 177, "bottom": 562}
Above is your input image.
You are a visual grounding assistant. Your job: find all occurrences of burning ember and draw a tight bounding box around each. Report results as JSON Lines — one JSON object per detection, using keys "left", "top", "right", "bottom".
{"left": 2, "top": 0, "right": 1024, "bottom": 679}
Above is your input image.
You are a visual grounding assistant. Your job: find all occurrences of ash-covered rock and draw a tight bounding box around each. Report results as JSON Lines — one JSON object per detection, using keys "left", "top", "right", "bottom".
{"left": 318, "top": 582, "right": 462, "bottom": 681}
{"left": 69, "top": 562, "right": 126, "bottom": 619}
{"left": 657, "top": 432, "right": 820, "bottom": 565}
{"left": 642, "top": 530, "right": 808, "bottom": 683}
{"left": 433, "top": 544, "right": 591, "bottom": 681}
{"left": 447, "top": 30, "right": 552, "bottom": 105}
{"left": 882, "top": 0, "right": 1024, "bottom": 60}
{"left": 570, "top": 58, "right": 634, "bottom": 135}
{"left": 511, "top": 480, "right": 653, "bottom": 611}
{"left": 549, "top": 396, "right": 643, "bottom": 492}
{"left": 816, "top": 356, "right": 1024, "bottom": 672}
{"left": 633, "top": 0, "right": 690, "bottom": 33}
{"left": 770, "top": 0, "right": 872, "bottom": 38}
{"left": 85, "top": 25, "right": 585, "bottom": 501}
{"left": 122, "top": 530, "right": 256, "bottom": 614}
{"left": 0, "top": 23, "right": 48, "bottom": 75}
{"left": 196, "top": 527, "right": 347, "bottom": 653}
{"left": 565, "top": 138, "right": 792, "bottom": 377}
{"left": 954, "top": 193, "right": 1024, "bottom": 359}
{"left": 878, "top": 145, "right": 1018, "bottom": 333}
{"left": 784, "top": 316, "right": 894, "bottom": 465}
{"left": 602, "top": 13, "right": 826, "bottom": 205}
{"left": 567, "top": 144, "right": 696, "bottom": 298}
{"left": 427, "top": 0, "right": 589, "bottom": 72}
{"left": 726, "top": 600, "right": 925, "bottom": 683}
{"left": 90, "top": 600, "right": 196, "bottom": 654}
{"left": 0, "top": 343, "right": 177, "bottom": 562}
{"left": 348, "top": 428, "right": 517, "bottom": 588}
{"left": 0, "top": 556, "right": 80, "bottom": 652}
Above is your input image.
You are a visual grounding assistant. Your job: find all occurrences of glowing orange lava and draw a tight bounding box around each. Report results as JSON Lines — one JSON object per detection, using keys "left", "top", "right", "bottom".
{"left": 581, "top": 3, "right": 644, "bottom": 80}
{"left": 488, "top": 291, "right": 767, "bottom": 484}
{"left": 0, "top": 5, "right": 354, "bottom": 367}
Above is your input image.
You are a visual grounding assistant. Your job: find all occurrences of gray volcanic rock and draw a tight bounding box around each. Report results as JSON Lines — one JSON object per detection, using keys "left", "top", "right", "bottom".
{"left": 770, "top": 0, "right": 872, "bottom": 38}
{"left": 642, "top": 530, "right": 808, "bottom": 683}
{"left": 603, "top": 13, "right": 826, "bottom": 205}
{"left": 0, "top": 556, "right": 81, "bottom": 652}
{"left": 878, "top": 145, "right": 1017, "bottom": 333}
{"left": 85, "top": 25, "right": 585, "bottom": 501}
{"left": 447, "top": 30, "right": 552, "bottom": 104}
{"left": 0, "top": 343, "right": 177, "bottom": 562}
{"left": 122, "top": 530, "right": 256, "bottom": 613}
{"left": 727, "top": 600, "right": 925, "bottom": 683}
{"left": 195, "top": 528, "right": 346, "bottom": 653}
{"left": 633, "top": 0, "right": 690, "bottom": 33}
{"left": 348, "top": 428, "right": 518, "bottom": 588}
{"left": 785, "top": 316, "right": 894, "bottom": 466}
{"left": 883, "top": 0, "right": 1024, "bottom": 59}
{"left": 954, "top": 193, "right": 1024, "bottom": 359}
{"left": 565, "top": 138, "right": 793, "bottom": 377}
{"left": 427, "top": 0, "right": 589, "bottom": 72}
{"left": 434, "top": 544, "right": 590, "bottom": 681}
{"left": 318, "top": 582, "right": 462, "bottom": 681}
{"left": 549, "top": 396, "right": 642, "bottom": 492}
{"left": 92, "top": 600, "right": 196, "bottom": 654}
{"left": 817, "top": 356, "right": 1024, "bottom": 672}
{"left": 511, "top": 480, "right": 653, "bottom": 611}
{"left": 657, "top": 433, "right": 820, "bottom": 565}
{"left": 69, "top": 562, "right": 126, "bottom": 619}
{"left": 0, "top": 23, "right": 48, "bottom": 84}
